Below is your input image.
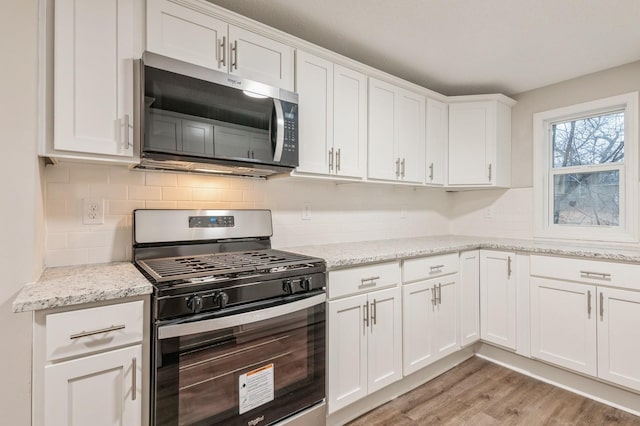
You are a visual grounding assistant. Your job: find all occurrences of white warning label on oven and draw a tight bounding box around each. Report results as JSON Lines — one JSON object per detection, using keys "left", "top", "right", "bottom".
{"left": 239, "top": 363, "right": 275, "bottom": 415}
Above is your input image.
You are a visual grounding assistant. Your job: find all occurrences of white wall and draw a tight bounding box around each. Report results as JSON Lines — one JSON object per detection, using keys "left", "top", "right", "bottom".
{"left": 451, "top": 60, "right": 640, "bottom": 239}
{"left": 44, "top": 163, "right": 452, "bottom": 265}
{"left": 0, "top": 0, "right": 43, "bottom": 424}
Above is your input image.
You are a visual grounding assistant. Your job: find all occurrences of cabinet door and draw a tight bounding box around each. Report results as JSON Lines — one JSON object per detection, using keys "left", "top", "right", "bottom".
{"left": 327, "top": 294, "right": 368, "bottom": 413}
{"left": 459, "top": 250, "right": 480, "bottom": 347}
{"left": 44, "top": 345, "right": 142, "bottom": 426}
{"left": 146, "top": 0, "right": 226, "bottom": 71}
{"left": 333, "top": 65, "right": 367, "bottom": 179}
{"left": 530, "top": 278, "right": 597, "bottom": 376}
{"left": 480, "top": 250, "right": 516, "bottom": 350}
{"left": 368, "top": 78, "right": 397, "bottom": 181}
{"left": 229, "top": 26, "right": 294, "bottom": 91}
{"left": 426, "top": 99, "right": 448, "bottom": 185}
{"left": 448, "top": 102, "right": 495, "bottom": 185}
{"left": 54, "top": 0, "right": 135, "bottom": 157}
{"left": 395, "top": 89, "right": 426, "bottom": 184}
{"left": 367, "top": 287, "right": 402, "bottom": 393}
{"left": 597, "top": 287, "right": 640, "bottom": 391}
{"left": 402, "top": 281, "right": 434, "bottom": 376}
{"left": 295, "top": 51, "right": 333, "bottom": 175}
{"left": 433, "top": 275, "right": 459, "bottom": 359}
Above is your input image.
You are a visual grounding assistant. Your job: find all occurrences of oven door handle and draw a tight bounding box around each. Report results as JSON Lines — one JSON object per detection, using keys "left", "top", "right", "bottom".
{"left": 158, "top": 293, "right": 326, "bottom": 340}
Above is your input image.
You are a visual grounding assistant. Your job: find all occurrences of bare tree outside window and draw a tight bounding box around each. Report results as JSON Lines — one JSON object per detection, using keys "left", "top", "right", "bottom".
{"left": 552, "top": 111, "right": 624, "bottom": 226}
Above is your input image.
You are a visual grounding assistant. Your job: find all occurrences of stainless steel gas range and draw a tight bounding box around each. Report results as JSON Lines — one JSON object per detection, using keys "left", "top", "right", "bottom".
{"left": 133, "top": 209, "right": 326, "bottom": 426}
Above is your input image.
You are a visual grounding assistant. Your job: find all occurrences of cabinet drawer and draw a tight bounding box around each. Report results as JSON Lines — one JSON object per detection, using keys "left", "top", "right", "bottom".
{"left": 402, "top": 253, "right": 459, "bottom": 283}
{"left": 46, "top": 300, "right": 144, "bottom": 362}
{"left": 328, "top": 262, "right": 400, "bottom": 299}
{"left": 530, "top": 255, "right": 640, "bottom": 291}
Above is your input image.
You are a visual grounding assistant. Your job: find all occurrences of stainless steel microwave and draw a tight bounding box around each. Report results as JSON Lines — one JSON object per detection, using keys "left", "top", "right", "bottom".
{"left": 134, "top": 52, "right": 298, "bottom": 178}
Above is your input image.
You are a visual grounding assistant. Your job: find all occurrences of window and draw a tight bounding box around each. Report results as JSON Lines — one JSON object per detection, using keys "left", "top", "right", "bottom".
{"left": 533, "top": 93, "right": 638, "bottom": 242}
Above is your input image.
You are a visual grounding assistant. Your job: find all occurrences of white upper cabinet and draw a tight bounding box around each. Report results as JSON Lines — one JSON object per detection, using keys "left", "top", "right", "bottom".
{"left": 448, "top": 97, "right": 514, "bottom": 187}
{"left": 426, "top": 99, "right": 448, "bottom": 186}
{"left": 368, "top": 78, "right": 425, "bottom": 184}
{"left": 295, "top": 51, "right": 366, "bottom": 178}
{"left": 147, "top": 0, "right": 294, "bottom": 90}
{"left": 53, "top": 0, "right": 140, "bottom": 157}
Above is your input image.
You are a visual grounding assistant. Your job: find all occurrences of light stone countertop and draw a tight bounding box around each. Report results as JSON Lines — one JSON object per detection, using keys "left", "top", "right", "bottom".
{"left": 284, "top": 235, "right": 640, "bottom": 270}
{"left": 12, "top": 262, "right": 153, "bottom": 313}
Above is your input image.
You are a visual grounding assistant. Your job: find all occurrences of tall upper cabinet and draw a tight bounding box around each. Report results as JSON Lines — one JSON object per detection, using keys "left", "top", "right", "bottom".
{"left": 147, "top": 0, "right": 294, "bottom": 91}
{"left": 368, "top": 79, "right": 426, "bottom": 184}
{"left": 50, "top": 0, "right": 143, "bottom": 159}
{"left": 448, "top": 96, "right": 515, "bottom": 188}
{"left": 295, "top": 51, "right": 367, "bottom": 179}
{"left": 425, "top": 99, "right": 448, "bottom": 186}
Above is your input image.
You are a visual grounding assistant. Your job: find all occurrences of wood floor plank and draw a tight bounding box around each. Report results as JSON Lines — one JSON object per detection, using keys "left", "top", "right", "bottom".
{"left": 347, "top": 357, "right": 640, "bottom": 426}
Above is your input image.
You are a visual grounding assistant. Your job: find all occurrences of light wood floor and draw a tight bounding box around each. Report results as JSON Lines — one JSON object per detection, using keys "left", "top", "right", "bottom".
{"left": 348, "top": 357, "right": 640, "bottom": 425}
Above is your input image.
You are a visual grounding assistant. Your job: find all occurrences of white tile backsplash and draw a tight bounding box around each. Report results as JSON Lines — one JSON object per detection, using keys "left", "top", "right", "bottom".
{"left": 44, "top": 163, "right": 456, "bottom": 267}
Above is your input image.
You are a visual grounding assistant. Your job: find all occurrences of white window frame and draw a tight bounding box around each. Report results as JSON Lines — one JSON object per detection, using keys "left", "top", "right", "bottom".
{"left": 533, "top": 92, "right": 639, "bottom": 243}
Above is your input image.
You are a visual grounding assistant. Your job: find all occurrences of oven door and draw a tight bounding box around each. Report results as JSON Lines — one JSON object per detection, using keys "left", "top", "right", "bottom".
{"left": 153, "top": 292, "right": 325, "bottom": 426}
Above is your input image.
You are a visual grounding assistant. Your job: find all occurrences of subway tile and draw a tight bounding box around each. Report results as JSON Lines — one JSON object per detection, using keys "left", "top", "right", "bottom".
{"left": 46, "top": 248, "right": 89, "bottom": 267}
{"left": 242, "top": 190, "right": 265, "bottom": 203}
{"left": 219, "top": 189, "right": 243, "bottom": 202}
{"left": 68, "top": 165, "right": 110, "bottom": 183}
{"left": 89, "top": 183, "right": 128, "bottom": 199}
{"left": 68, "top": 231, "right": 109, "bottom": 248}
{"left": 129, "top": 185, "right": 162, "bottom": 200}
{"left": 47, "top": 183, "right": 89, "bottom": 200}
{"left": 146, "top": 172, "right": 177, "bottom": 187}
{"left": 46, "top": 233, "right": 68, "bottom": 250}
{"left": 109, "top": 200, "right": 145, "bottom": 215}
{"left": 163, "top": 186, "right": 192, "bottom": 201}
{"left": 145, "top": 201, "right": 177, "bottom": 209}
{"left": 46, "top": 199, "right": 66, "bottom": 217}
{"left": 45, "top": 165, "right": 69, "bottom": 183}
{"left": 109, "top": 167, "right": 145, "bottom": 185}
{"left": 192, "top": 188, "right": 220, "bottom": 201}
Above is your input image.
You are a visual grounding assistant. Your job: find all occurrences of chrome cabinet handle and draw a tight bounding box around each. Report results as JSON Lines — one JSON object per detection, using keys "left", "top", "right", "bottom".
{"left": 363, "top": 300, "right": 369, "bottom": 328}
{"left": 437, "top": 283, "right": 442, "bottom": 305}
{"left": 336, "top": 148, "right": 341, "bottom": 172}
{"left": 395, "top": 158, "right": 400, "bottom": 178}
{"left": 131, "top": 357, "right": 137, "bottom": 401}
{"left": 328, "top": 148, "right": 334, "bottom": 172}
{"left": 507, "top": 256, "right": 512, "bottom": 278}
{"left": 430, "top": 264, "right": 444, "bottom": 271}
{"left": 579, "top": 270, "right": 611, "bottom": 280}
{"left": 587, "top": 290, "right": 592, "bottom": 316}
{"left": 371, "top": 299, "right": 377, "bottom": 326}
{"left": 359, "top": 276, "right": 380, "bottom": 287}
{"left": 401, "top": 158, "right": 405, "bottom": 178}
{"left": 431, "top": 285, "right": 437, "bottom": 306}
{"left": 488, "top": 163, "right": 492, "bottom": 181}
{"left": 219, "top": 36, "right": 227, "bottom": 67}
{"left": 123, "top": 114, "right": 131, "bottom": 149}
{"left": 231, "top": 40, "right": 238, "bottom": 70}
{"left": 600, "top": 292, "right": 604, "bottom": 320}
{"left": 69, "top": 324, "right": 126, "bottom": 340}
{"left": 429, "top": 162, "right": 434, "bottom": 181}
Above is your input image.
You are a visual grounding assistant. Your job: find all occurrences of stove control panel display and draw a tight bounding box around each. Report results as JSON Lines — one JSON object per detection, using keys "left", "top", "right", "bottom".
{"left": 189, "top": 215, "right": 235, "bottom": 228}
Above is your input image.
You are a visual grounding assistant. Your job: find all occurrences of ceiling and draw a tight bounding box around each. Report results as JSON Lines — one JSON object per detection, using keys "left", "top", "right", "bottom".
{"left": 207, "top": 0, "right": 640, "bottom": 96}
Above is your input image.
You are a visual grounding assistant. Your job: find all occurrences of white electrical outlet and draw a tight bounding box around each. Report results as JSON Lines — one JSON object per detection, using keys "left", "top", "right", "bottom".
{"left": 302, "top": 203, "right": 312, "bottom": 220}
{"left": 83, "top": 198, "right": 104, "bottom": 224}
{"left": 484, "top": 206, "right": 494, "bottom": 219}
{"left": 400, "top": 206, "right": 408, "bottom": 218}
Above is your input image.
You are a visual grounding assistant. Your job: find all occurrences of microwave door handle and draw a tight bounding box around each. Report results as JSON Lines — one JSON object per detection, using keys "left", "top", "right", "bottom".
{"left": 272, "top": 99, "right": 285, "bottom": 162}
{"left": 158, "top": 293, "right": 325, "bottom": 339}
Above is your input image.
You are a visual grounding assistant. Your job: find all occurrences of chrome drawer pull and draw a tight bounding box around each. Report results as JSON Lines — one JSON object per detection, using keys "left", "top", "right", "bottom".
{"left": 69, "top": 324, "right": 126, "bottom": 340}
{"left": 600, "top": 292, "right": 604, "bottom": 320}
{"left": 363, "top": 300, "right": 369, "bottom": 328}
{"left": 579, "top": 270, "right": 611, "bottom": 280}
{"left": 371, "top": 299, "right": 377, "bottom": 326}
{"left": 131, "top": 357, "right": 137, "bottom": 401}
{"left": 359, "top": 276, "right": 380, "bottom": 286}
{"left": 430, "top": 264, "right": 444, "bottom": 271}
{"left": 587, "top": 290, "right": 592, "bottom": 316}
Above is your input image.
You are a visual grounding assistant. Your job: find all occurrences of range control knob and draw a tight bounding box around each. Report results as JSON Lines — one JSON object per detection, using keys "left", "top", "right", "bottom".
{"left": 300, "top": 277, "right": 312, "bottom": 291}
{"left": 213, "top": 291, "right": 229, "bottom": 309}
{"left": 282, "top": 279, "right": 294, "bottom": 295}
{"left": 186, "top": 295, "right": 204, "bottom": 314}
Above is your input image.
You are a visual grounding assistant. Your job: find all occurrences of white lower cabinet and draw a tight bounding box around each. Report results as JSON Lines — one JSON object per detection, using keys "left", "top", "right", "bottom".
{"left": 459, "top": 250, "right": 480, "bottom": 346}
{"left": 403, "top": 274, "right": 458, "bottom": 376}
{"left": 480, "top": 250, "right": 517, "bottom": 350}
{"left": 45, "top": 345, "right": 142, "bottom": 426}
{"left": 531, "top": 274, "right": 640, "bottom": 391}
{"left": 327, "top": 264, "right": 402, "bottom": 414}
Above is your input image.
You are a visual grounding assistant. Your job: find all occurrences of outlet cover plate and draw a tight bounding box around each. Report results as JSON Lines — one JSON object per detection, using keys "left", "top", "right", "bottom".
{"left": 83, "top": 198, "right": 104, "bottom": 225}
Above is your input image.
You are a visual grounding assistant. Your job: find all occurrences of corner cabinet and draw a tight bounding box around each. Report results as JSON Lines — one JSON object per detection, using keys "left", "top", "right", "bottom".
{"left": 33, "top": 298, "right": 148, "bottom": 426}
{"left": 147, "top": 0, "right": 294, "bottom": 90}
{"left": 530, "top": 255, "right": 640, "bottom": 391}
{"left": 368, "top": 79, "right": 426, "bottom": 184}
{"left": 51, "top": 0, "right": 142, "bottom": 158}
{"left": 295, "top": 51, "right": 367, "bottom": 179}
{"left": 480, "top": 250, "right": 517, "bottom": 350}
{"left": 448, "top": 96, "right": 515, "bottom": 188}
{"left": 326, "top": 262, "right": 402, "bottom": 414}
{"left": 425, "top": 99, "right": 448, "bottom": 186}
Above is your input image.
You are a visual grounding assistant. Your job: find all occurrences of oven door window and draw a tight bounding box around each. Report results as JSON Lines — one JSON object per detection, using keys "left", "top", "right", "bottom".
{"left": 155, "top": 302, "right": 325, "bottom": 426}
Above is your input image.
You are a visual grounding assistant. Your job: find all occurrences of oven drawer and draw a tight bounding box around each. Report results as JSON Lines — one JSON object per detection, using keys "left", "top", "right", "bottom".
{"left": 402, "top": 253, "right": 459, "bottom": 283}
{"left": 46, "top": 300, "right": 144, "bottom": 362}
{"left": 328, "top": 261, "right": 400, "bottom": 299}
{"left": 530, "top": 255, "right": 640, "bottom": 290}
